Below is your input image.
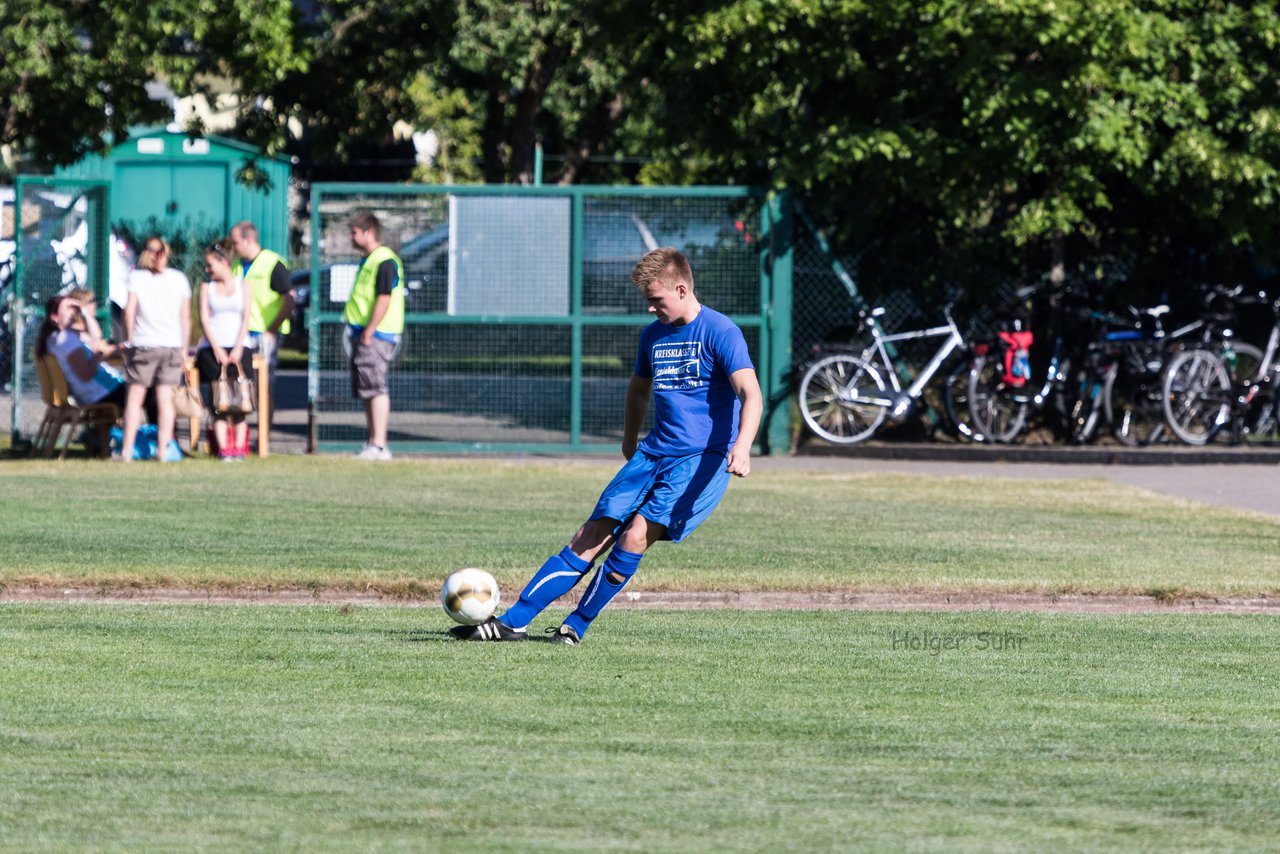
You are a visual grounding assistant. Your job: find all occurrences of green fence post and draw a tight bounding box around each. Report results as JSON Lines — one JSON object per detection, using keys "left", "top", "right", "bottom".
{"left": 9, "top": 178, "right": 25, "bottom": 444}
{"left": 307, "top": 186, "right": 323, "bottom": 453}
{"left": 765, "top": 191, "right": 794, "bottom": 455}
{"left": 569, "top": 192, "right": 584, "bottom": 448}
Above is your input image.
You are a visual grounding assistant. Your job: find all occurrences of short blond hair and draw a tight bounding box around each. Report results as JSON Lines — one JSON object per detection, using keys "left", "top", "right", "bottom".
{"left": 630, "top": 247, "right": 693, "bottom": 292}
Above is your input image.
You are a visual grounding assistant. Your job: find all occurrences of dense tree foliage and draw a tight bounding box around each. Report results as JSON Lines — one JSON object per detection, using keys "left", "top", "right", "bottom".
{"left": 0, "top": 0, "right": 302, "bottom": 169}
{"left": 654, "top": 0, "right": 1280, "bottom": 293}
{"left": 259, "top": 1, "right": 670, "bottom": 185}
{"left": 6, "top": 1, "right": 1278, "bottom": 293}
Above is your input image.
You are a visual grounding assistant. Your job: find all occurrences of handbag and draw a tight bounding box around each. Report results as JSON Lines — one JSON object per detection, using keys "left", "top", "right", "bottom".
{"left": 212, "top": 362, "right": 256, "bottom": 415}
{"left": 173, "top": 375, "right": 205, "bottom": 419}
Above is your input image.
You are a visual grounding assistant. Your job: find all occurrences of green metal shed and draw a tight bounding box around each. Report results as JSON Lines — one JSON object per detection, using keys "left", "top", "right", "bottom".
{"left": 54, "top": 126, "right": 292, "bottom": 254}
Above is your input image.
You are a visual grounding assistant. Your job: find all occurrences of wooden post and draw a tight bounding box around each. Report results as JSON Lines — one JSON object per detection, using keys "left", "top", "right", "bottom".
{"left": 254, "top": 353, "right": 269, "bottom": 458}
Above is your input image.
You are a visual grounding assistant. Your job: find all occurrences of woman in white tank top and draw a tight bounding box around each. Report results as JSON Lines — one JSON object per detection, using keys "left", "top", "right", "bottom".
{"left": 196, "top": 240, "right": 254, "bottom": 460}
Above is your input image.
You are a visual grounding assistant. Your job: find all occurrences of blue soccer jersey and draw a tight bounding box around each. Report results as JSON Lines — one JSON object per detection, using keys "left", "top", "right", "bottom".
{"left": 633, "top": 306, "right": 754, "bottom": 456}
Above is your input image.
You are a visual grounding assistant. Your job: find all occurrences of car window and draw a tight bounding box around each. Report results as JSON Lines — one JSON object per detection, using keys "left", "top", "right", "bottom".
{"left": 584, "top": 215, "right": 650, "bottom": 259}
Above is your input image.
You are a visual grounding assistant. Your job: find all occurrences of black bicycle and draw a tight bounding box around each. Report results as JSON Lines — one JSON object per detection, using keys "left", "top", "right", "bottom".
{"left": 1163, "top": 290, "right": 1280, "bottom": 445}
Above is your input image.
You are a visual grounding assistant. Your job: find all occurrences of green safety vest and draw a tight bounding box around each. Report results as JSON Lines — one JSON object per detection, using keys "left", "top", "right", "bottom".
{"left": 234, "top": 249, "right": 291, "bottom": 335}
{"left": 343, "top": 245, "right": 405, "bottom": 335}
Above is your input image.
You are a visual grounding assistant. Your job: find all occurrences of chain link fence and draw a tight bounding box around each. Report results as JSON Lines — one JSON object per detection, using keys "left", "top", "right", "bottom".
{"left": 305, "top": 185, "right": 786, "bottom": 453}
{"left": 6, "top": 178, "right": 111, "bottom": 439}
{"left": 790, "top": 211, "right": 1025, "bottom": 375}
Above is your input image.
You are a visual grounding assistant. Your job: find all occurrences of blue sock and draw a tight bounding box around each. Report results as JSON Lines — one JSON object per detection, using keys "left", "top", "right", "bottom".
{"left": 500, "top": 547, "right": 591, "bottom": 630}
{"left": 563, "top": 547, "right": 643, "bottom": 638}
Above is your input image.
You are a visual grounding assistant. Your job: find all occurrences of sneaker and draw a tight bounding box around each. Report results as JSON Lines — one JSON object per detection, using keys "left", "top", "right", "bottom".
{"left": 449, "top": 617, "right": 526, "bottom": 641}
{"left": 545, "top": 624, "right": 581, "bottom": 645}
{"left": 356, "top": 444, "right": 393, "bottom": 461}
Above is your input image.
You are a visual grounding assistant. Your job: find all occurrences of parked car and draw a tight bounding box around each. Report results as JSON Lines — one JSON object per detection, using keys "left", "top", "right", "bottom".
{"left": 285, "top": 209, "right": 744, "bottom": 347}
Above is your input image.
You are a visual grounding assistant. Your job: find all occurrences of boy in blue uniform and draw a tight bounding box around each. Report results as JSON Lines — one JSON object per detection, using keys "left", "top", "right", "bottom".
{"left": 452, "top": 247, "right": 762, "bottom": 644}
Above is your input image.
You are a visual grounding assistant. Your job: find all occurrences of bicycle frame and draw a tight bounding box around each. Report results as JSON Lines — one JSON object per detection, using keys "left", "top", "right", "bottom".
{"left": 1254, "top": 322, "right": 1279, "bottom": 383}
{"left": 859, "top": 312, "right": 965, "bottom": 405}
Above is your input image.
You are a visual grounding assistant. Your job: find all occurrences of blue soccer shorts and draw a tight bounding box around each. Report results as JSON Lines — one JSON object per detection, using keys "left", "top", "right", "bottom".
{"left": 590, "top": 449, "right": 734, "bottom": 542}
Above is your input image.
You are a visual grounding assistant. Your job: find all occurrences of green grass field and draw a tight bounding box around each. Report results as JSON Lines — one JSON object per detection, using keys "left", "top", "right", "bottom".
{"left": 1, "top": 605, "right": 1277, "bottom": 851}
{"left": 2, "top": 456, "right": 1279, "bottom": 596}
{"left": 4, "top": 456, "right": 1279, "bottom": 850}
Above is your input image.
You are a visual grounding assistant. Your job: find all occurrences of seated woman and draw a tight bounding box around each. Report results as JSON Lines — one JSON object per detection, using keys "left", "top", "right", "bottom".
{"left": 35, "top": 295, "right": 127, "bottom": 410}
{"left": 67, "top": 288, "right": 108, "bottom": 345}
{"left": 195, "top": 239, "right": 255, "bottom": 460}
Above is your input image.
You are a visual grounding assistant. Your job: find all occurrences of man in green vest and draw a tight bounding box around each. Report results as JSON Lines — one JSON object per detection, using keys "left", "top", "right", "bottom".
{"left": 230, "top": 220, "right": 294, "bottom": 432}
{"left": 345, "top": 211, "right": 405, "bottom": 461}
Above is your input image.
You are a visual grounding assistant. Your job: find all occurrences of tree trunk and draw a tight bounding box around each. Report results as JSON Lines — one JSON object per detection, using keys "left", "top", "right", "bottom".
{"left": 481, "top": 86, "right": 507, "bottom": 184}
{"left": 1, "top": 73, "right": 30, "bottom": 145}
{"left": 559, "top": 91, "right": 625, "bottom": 185}
{"left": 509, "top": 39, "right": 572, "bottom": 185}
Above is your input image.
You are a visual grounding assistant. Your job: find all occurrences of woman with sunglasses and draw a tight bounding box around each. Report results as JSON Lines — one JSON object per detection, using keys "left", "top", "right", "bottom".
{"left": 119, "top": 236, "right": 191, "bottom": 462}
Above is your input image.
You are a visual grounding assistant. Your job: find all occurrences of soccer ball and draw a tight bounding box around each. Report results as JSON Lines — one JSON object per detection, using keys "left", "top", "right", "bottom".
{"left": 441, "top": 568, "right": 501, "bottom": 625}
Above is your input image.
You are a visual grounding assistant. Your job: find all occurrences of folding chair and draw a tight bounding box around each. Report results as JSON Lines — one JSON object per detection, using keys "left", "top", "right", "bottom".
{"left": 32, "top": 357, "right": 75, "bottom": 457}
{"left": 36, "top": 355, "right": 120, "bottom": 459}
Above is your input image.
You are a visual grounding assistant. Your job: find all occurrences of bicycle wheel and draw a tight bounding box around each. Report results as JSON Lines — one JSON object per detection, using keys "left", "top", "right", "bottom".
{"left": 966, "top": 355, "right": 1028, "bottom": 443}
{"left": 1163, "top": 349, "right": 1231, "bottom": 445}
{"left": 1250, "top": 394, "right": 1280, "bottom": 441}
{"left": 1232, "top": 344, "right": 1280, "bottom": 441}
{"left": 941, "top": 359, "right": 983, "bottom": 441}
{"left": 798, "top": 353, "right": 887, "bottom": 444}
{"left": 1067, "top": 361, "right": 1107, "bottom": 444}
{"left": 1105, "top": 364, "right": 1166, "bottom": 446}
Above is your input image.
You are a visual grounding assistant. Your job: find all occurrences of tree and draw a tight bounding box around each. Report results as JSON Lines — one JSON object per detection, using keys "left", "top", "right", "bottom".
{"left": 1, "top": 0, "right": 303, "bottom": 169}
{"left": 655, "top": 0, "right": 1280, "bottom": 295}
{"left": 265, "top": 0, "right": 673, "bottom": 186}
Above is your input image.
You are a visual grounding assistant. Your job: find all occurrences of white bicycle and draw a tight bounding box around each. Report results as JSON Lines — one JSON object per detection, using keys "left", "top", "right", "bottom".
{"left": 799, "top": 304, "right": 966, "bottom": 444}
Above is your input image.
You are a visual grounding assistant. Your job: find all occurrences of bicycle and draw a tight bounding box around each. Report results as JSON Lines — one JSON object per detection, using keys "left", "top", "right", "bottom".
{"left": 966, "top": 287, "right": 1219, "bottom": 446}
{"left": 799, "top": 302, "right": 965, "bottom": 444}
{"left": 963, "top": 285, "right": 1112, "bottom": 445}
{"left": 1162, "top": 290, "right": 1280, "bottom": 445}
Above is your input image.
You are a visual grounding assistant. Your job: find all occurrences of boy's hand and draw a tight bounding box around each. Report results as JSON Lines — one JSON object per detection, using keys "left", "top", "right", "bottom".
{"left": 726, "top": 445, "right": 751, "bottom": 477}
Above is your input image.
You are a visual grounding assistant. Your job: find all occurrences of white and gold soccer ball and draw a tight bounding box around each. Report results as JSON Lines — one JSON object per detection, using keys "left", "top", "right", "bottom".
{"left": 441, "top": 568, "right": 501, "bottom": 625}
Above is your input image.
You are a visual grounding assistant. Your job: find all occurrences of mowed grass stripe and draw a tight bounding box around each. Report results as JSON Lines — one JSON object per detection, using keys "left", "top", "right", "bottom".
{"left": 3, "top": 456, "right": 1278, "bottom": 594}
{"left": 0, "top": 605, "right": 1277, "bottom": 851}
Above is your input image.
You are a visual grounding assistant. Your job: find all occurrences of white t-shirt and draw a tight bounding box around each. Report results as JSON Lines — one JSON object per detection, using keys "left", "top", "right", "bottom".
{"left": 126, "top": 267, "right": 191, "bottom": 348}
{"left": 199, "top": 277, "right": 249, "bottom": 349}
{"left": 46, "top": 329, "right": 124, "bottom": 404}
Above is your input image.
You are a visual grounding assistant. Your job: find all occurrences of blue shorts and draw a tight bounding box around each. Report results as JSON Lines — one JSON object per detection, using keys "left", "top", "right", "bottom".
{"left": 591, "top": 449, "right": 734, "bottom": 543}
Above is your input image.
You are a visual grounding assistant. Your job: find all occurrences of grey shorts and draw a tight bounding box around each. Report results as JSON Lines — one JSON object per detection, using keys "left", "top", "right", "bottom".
{"left": 350, "top": 338, "right": 396, "bottom": 399}
{"left": 123, "top": 346, "right": 184, "bottom": 387}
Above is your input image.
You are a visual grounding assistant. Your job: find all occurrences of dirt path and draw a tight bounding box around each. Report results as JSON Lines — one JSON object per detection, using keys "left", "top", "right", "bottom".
{"left": 3, "top": 586, "right": 1277, "bottom": 614}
